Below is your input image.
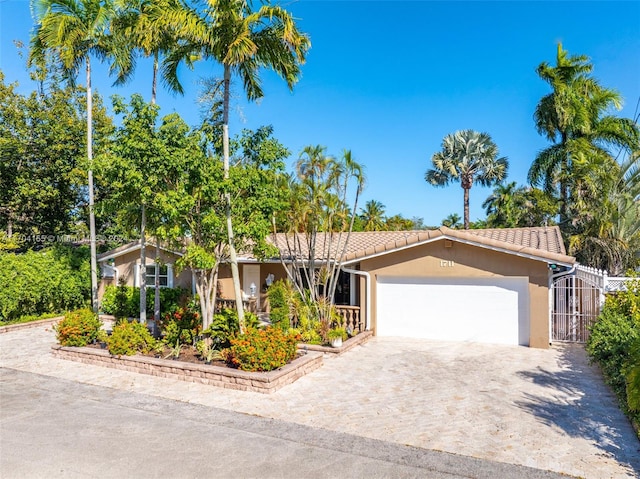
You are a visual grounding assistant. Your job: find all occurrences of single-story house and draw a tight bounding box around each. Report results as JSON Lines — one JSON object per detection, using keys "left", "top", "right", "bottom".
{"left": 98, "top": 226, "right": 576, "bottom": 349}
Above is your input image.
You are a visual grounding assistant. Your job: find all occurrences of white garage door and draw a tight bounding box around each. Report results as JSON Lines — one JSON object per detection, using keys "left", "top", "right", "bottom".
{"left": 376, "top": 276, "right": 530, "bottom": 346}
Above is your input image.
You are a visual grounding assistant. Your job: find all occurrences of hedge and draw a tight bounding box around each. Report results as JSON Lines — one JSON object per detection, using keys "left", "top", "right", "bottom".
{"left": 0, "top": 246, "right": 89, "bottom": 322}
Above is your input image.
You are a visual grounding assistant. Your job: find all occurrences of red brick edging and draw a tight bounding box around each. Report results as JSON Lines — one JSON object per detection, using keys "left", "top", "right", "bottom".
{"left": 51, "top": 345, "right": 323, "bottom": 393}
{"left": 298, "top": 330, "right": 373, "bottom": 355}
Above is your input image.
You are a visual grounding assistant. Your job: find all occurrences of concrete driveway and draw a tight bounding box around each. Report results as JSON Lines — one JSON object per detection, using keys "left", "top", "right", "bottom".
{"left": 1, "top": 325, "right": 639, "bottom": 478}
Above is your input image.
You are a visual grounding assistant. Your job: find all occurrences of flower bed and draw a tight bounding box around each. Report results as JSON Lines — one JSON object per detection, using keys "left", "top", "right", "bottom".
{"left": 298, "top": 330, "right": 373, "bottom": 355}
{"left": 51, "top": 344, "right": 322, "bottom": 393}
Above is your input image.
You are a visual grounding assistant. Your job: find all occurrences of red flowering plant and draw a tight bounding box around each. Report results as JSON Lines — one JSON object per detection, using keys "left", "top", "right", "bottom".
{"left": 224, "top": 327, "right": 300, "bottom": 372}
{"left": 160, "top": 305, "right": 202, "bottom": 345}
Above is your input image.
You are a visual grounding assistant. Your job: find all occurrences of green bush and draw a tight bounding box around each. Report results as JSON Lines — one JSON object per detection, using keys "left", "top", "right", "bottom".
{"left": 267, "top": 280, "right": 291, "bottom": 330}
{"left": 54, "top": 308, "right": 102, "bottom": 347}
{"left": 202, "top": 308, "right": 260, "bottom": 350}
{"left": 100, "top": 284, "right": 189, "bottom": 319}
{"left": 0, "top": 247, "right": 89, "bottom": 321}
{"left": 160, "top": 305, "right": 202, "bottom": 345}
{"left": 107, "top": 321, "right": 157, "bottom": 356}
{"left": 587, "top": 281, "right": 640, "bottom": 430}
{"left": 224, "top": 327, "right": 300, "bottom": 372}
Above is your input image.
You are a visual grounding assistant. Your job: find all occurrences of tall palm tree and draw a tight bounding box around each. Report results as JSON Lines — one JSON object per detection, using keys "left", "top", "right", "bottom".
{"left": 426, "top": 130, "right": 508, "bottom": 229}
{"left": 30, "top": 0, "right": 125, "bottom": 311}
{"left": 529, "top": 43, "right": 639, "bottom": 228}
{"left": 359, "top": 200, "right": 386, "bottom": 231}
{"left": 112, "top": 0, "right": 192, "bottom": 104}
{"left": 163, "top": 0, "right": 310, "bottom": 329}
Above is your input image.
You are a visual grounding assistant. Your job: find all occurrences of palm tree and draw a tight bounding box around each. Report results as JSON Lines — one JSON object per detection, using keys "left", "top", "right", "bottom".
{"left": 482, "top": 182, "right": 522, "bottom": 227}
{"left": 569, "top": 150, "right": 640, "bottom": 274}
{"left": 426, "top": 130, "right": 508, "bottom": 229}
{"left": 529, "top": 43, "right": 639, "bottom": 228}
{"left": 112, "top": 0, "right": 191, "bottom": 104}
{"left": 30, "top": 0, "right": 125, "bottom": 311}
{"left": 441, "top": 213, "right": 462, "bottom": 229}
{"left": 162, "top": 0, "right": 310, "bottom": 329}
{"left": 359, "top": 200, "right": 386, "bottom": 231}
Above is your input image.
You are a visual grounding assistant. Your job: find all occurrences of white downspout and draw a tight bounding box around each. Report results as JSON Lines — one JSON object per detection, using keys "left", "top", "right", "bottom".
{"left": 341, "top": 266, "right": 371, "bottom": 331}
{"left": 549, "top": 263, "right": 577, "bottom": 345}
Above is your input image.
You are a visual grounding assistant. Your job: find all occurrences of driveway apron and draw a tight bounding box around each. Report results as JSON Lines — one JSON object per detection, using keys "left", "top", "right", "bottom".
{"left": 1, "top": 326, "right": 638, "bottom": 478}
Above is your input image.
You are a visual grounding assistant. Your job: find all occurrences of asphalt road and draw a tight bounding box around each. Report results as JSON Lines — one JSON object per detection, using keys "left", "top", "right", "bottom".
{"left": 0, "top": 367, "right": 571, "bottom": 479}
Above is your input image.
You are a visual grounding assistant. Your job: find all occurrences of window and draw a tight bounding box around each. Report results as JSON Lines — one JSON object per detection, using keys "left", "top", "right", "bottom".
{"left": 135, "top": 263, "right": 173, "bottom": 288}
{"left": 146, "top": 264, "right": 168, "bottom": 287}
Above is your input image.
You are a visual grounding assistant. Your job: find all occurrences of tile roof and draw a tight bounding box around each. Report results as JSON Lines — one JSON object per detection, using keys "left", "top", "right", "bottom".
{"left": 269, "top": 226, "right": 574, "bottom": 265}
{"left": 98, "top": 226, "right": 574, "bottom": 266}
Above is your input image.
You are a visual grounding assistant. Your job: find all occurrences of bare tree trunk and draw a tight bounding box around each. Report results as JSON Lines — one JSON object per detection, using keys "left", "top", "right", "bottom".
{"left": 151, "top": 52, "right": 158, "bottom": 105}
{"left": 463, "top": 187, "right": 470, "bottom": 230}
{"left": 139, "top": 204, "right": 146, "bottom": 323}
{"left": 222, "top": 64, "right": 245, "bottom": 332}
{"left": 87, "top": 57, "right": 98, "bottom": 313}
{"left": 154, "top": 239, "right": 160, "bottom": 326}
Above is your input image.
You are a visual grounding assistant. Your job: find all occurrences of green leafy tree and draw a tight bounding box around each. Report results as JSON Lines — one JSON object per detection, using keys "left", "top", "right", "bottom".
{"left": 96, "top": 94, "right": 172, "bottom": 323}
{"left": 155, "top": 123, "right": 287, "bottom": 330}
{"left": 529, "top": 43, "right": 639, "bottom": 229}
{"left": 482, "top": 182, "right": 558, "bottom": 228}
{"left": 441, "top": 213, "right": 462, "bottom": 229}
{"left": 359, "top": 200, "right": 386, "bottom": 231}
{"left": 30, "top": 0, "right": 127, "bottom": 310}
{"left": 0, "top": 70, "right": 113, "bottom": 245}
{"left": 385, "top": 214, "right": 417, "bottom": 231}
{"left": 426, "top": 130, "right": 508, "bottom": 229}
{"left": 568, "top": 151, "right": 640, "bottom": 274}
{"left": 162, "top": 0, "right": 310, "bottom": 327}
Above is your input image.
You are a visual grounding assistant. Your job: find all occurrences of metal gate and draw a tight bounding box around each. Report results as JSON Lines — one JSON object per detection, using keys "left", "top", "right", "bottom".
{"left": 551, "top": 274, "right": 603, "bottom": 343}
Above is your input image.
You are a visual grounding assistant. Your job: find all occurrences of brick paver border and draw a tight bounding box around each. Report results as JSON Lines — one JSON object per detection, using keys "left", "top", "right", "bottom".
{"left": 51, "top": 345, "right": 323, "bottom": 393}
{"left": 298, "top": 330, "right": 373, "bottom": 355}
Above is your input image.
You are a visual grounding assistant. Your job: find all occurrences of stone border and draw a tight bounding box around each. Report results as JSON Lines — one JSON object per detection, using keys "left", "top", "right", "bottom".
{"left": 298, "top": 330, "right": 373, "bottom": 356}
{"left": 0, "top": 316, "right": 63, "bottom": 334}
{"left": 51, "top": 345, "right": 323, "bottom": 394}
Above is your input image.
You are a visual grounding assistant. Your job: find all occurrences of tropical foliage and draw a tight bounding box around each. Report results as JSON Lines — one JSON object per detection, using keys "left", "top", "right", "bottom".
{"left": 276, "top": 145, "right": 365, "bottom": 324}
{"left": 224, "top": 326, "right": 300, "bottom": 372}
{"left": 158, "top": 0, "right": 310, "bottom": 326}
{"left": 587, "top": 279, "right": 640, "bottom": 433}
{"left": 0, "top": 247, "right": 90, "bottom": 322}
{"left": 426, "top": 130, "right": 508, "bottom": 229}
{"left": 54, "top": 308, "right": 102, "bottom": 347}
{"left": 483, "top": 182, "right": 558, "bottom": 228}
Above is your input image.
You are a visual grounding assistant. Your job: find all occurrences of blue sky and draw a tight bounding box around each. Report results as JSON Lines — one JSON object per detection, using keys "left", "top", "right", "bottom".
{"left": 1, "top": 0, "right": 639, "bottom": 226}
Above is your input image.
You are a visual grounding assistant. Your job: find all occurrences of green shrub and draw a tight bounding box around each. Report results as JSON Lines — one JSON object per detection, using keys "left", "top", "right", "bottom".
{"left": 54, "top": 308, "right": 102, "bottom": 347}
{"left": 626, "top": 338, "right": 640, "bottom": 412}
{"left": 0, "top": 247, "right": 89, "bottom": 321}
{"left": 202, "top": 308, "right": 260, "bottom": 350}
{"left": 267, "top": 280, "right": 291, "bottom": 330}
{"left": 160, "top": 305, "right": 202, "bottom": 345}
{"left": 224, "top": 327, "right": 300, "bottom": 372}
{"left": 587, "top": 282, "right": 640, "bottom": 431}
{"left": 100, "top": 284, "right": 189, "bottom": 319}
{"left": 107, "top": 321, "right": 157, "bottom": 356}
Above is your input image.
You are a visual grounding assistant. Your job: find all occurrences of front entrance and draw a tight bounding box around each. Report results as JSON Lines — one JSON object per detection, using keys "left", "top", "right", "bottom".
{"left": 242, "top": 264, "right": 261, "bottom": 310}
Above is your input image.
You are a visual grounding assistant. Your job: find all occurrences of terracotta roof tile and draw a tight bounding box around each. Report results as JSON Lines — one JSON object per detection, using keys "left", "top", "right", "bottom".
{"left": 268, "top": 226, "right": 574, "bottom": 265}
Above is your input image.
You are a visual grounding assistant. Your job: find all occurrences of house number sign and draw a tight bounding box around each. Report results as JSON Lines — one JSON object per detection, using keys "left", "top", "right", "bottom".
{"left": 440, "top": 260, "right": 455, "bottom": 267}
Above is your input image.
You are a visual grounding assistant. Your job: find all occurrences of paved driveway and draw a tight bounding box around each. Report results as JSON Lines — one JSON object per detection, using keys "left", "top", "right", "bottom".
{"left": 1, "top": 325, "right": 638, "bottom": 478}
